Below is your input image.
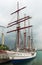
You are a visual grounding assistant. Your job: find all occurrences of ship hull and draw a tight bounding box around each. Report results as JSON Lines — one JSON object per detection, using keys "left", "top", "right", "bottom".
{"left": 10, "top": 56, "right": 36, "bottom": 64}
{"left": 8, "top": 51, "right": 36, "bottom": 64}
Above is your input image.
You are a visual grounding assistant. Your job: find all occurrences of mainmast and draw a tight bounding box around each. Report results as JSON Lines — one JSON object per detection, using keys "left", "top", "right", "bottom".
{"left": 16, "top": 2, "right": 20, "bottom": 51}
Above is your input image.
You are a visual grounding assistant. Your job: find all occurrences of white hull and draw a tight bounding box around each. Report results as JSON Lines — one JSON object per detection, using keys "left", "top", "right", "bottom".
{"left": 6, "top": 51, "right": 36, "bottom": 60}
{"left": 5, "top": 51, "right": 36, "bottom": 64}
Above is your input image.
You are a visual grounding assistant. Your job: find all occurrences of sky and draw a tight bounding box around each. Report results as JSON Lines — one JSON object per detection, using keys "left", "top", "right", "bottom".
{"left": 0, "top": 0, "right": 42, "bottom": 49}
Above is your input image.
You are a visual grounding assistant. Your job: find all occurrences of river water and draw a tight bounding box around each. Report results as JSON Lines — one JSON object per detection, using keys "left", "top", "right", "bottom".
{"left": 1, "top": 51, "right": 42, "bottom": 65}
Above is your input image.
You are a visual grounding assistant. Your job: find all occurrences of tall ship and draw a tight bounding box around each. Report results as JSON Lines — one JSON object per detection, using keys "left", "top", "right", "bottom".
{"left": 0, "top": 2, "right": 36, "bottom": 64}
{"left": 7, "top": 2, "right": 36, "bottom": 64}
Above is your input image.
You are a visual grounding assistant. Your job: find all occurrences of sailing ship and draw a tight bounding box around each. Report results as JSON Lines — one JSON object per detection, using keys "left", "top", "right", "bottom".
{"left": 7, "top": 2, "right": 36, "bottom": 64}
{"left": 0, "top": 2, "right": 36, "bottom": 64}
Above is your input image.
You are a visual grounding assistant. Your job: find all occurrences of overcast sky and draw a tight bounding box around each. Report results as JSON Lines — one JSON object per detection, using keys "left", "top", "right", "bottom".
{"left": 0, "top": 0, "right": 42, "bottom": 49}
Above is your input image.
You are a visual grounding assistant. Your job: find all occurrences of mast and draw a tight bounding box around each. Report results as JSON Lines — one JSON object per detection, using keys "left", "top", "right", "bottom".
{"left": 28, "top": 20, "right": 32, "bottom": 50}
{"left": 16, "top": 2, "right": 20, "bottom": 51}
{"left": 31, "top": 27, "right": 33, "bottom": 50}
{"left": 24, "top": 14, "right": 26, "bottom": 50}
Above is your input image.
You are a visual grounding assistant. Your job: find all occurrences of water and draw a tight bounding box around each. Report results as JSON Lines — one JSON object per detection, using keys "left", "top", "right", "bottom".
{"left": 1, "top": 51, "right": 42, "bottom": 65}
